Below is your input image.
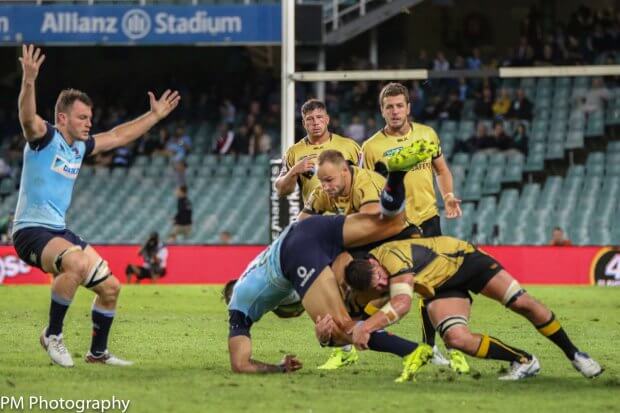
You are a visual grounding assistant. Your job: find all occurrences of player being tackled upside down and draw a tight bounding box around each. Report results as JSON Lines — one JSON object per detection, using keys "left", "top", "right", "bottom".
{"left": 224, "top": 139, "right": 438, "bottom": 378}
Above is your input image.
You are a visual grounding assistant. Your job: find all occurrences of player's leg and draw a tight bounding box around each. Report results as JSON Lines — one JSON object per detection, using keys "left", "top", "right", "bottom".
{"left": 427, "top": 295, "right": 539, "bottom": 380}
{"left": 36, "top": 235, "right": 96, "bottom": 367}
{"left": 479, "top": 269, "right": 603, "bottom": 378}
{"left": 81, "top": 245, "right": 132, "bottom": 366}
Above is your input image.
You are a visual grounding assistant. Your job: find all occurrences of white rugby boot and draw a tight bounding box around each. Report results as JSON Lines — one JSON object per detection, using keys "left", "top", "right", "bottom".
{"left": 498, "top": 355, "right": 540, "bottom": 380}
{"left": 40, "top": 328, "right": 74, "bottom": 368}
{"left": 572, "top": 352, "right": 603, "bottom": 378}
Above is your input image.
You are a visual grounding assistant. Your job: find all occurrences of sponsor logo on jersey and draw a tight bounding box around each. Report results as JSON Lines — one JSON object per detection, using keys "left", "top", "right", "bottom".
{"left": 51, "top": 155, "right": 81, "bottom": 179}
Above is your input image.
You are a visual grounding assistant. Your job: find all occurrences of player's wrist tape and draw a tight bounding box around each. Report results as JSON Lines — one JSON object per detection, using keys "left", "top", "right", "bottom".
{"left": 442, "top": 192, "right": 455, "bottom": 200}
{"left": 380, "top": 302, "right": 400, "bottom": 325}
{"left": 277, "top": 362, "right": 287, "bottom": 373}
{"left": 390, "top": 282, "right": 413, "bottom": 298}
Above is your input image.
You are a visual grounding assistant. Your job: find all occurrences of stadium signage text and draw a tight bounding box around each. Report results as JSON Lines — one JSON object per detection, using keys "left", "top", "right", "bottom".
{"left": 0, "top": 254, "right": 32, "bottom": 284}
{"left": 0, "top": 5, "right": 279, "bottom": 45}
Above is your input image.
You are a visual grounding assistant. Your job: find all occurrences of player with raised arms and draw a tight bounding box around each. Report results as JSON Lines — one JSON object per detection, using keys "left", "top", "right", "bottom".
{"left": 13, "top": 44, "right": 180, "bottom": 367}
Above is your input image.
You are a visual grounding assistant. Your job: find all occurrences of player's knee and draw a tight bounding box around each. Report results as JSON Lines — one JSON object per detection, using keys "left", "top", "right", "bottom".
{"left": 508, "top": 292, "right": 535, "bottom": 315}
{"left": 442, "top": 327, "right": 471, "bottom": 351}
{"left": 64, "top": 253, "right": 91, "bottom": 281}
{"left": 436, "top": 315, "right": 471, "bottom": 350}
{"left": 97, "top": 276, "right": 121, "bottom": 303}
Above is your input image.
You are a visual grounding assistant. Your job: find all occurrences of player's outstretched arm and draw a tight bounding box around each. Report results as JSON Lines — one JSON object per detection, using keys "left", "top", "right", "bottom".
{"left": 91, "top": 89, "right": 180, "bottom": 156}
{"left": 228, "top": 336, "right": 302, "bottom": 374}
{"left": 18, "top": 44, "right": 47, "bottom": 141}
{"left": 433, "top": 155, "right": 462, "bottom": 219}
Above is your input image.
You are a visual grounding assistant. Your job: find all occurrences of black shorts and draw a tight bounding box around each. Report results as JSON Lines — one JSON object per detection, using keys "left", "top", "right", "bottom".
{"left": 434, "top": 249, "right": 503, "bottom": 296}
{"left": 13, "top": 227, "right": 88, "bottom": 270}
{"left": 424, "top": 289, "right": 473, "bottom": 305}
{"left": 280, "top": 215, "right": 345, "bottom": 298}
{"left": 420, "top": 215, "right": 442, "bottom": 237}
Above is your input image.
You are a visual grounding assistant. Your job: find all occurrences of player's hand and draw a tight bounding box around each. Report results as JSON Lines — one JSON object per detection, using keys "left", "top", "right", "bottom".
{"left": 19, "top": 44, "right": 46, "bottom": 83}
{"left": 315, "top": 314, "right": 336, "bottom": 345}
{"left": 293, "top": 155, "right": 317, "bottom": 177}
{"left": 279, "top": 354, "right": 303, "bottom": 373}
{"left": 443, "top": 193, "right": 462, "bottom": 219}
{"left": 148, "top": 89, "right": 181, "bottom": 121}
{"left": 351, "top": 322, "right": 370, "bottom": 350}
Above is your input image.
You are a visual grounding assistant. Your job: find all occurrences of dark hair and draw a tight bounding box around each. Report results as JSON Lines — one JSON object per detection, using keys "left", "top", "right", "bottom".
{"left": 222, "top": 279, "right": 238, "bottom": 304}
{"left": 301, "top": 99, "right": 327, "bottom": 116}
{"left": 317, "top": 149, "right": 346, "bottom": 166}
{"left": 344, "top": 259, "right": 374, "bottom": 291}
{"left": 553, "top": 227, "right": 563, "bottom": 232}
{"left": 379, "top": 82, "right": 409, "bottom": 107}
{"left": 179, "top": 185, "right": 188, "bottom": 194}
{"left": 55, "top": 88, "right": 93, "bottom": 119}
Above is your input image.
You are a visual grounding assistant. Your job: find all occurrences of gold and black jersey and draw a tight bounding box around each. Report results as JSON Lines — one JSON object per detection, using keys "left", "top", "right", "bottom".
{"left": 281, "top": 134, "right": 361, "bottom": 203}
{"left": 361, "top": 122, "right": 442, "bottom": 225}
{"left": 368, "top": 236, "right": 476, "bottom": 297}
{"left": 303, "top": 166, "right": 384, "bottom": 216}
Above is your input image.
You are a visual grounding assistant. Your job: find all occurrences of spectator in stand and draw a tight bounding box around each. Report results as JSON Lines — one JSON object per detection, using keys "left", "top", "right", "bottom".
{"left": 248, "top": 124, "right": 272, "bottom": 155}
{"left": 0, "top": 158, "right": 11, "bottom": 179}
{"left": 457, "top": 77, "right": 471, "bottom": 102}
{"left": 213, "top": 122, "right": 235, "bottom": 155}
{"left": 534, "top": 43, "right": 558, "bottom": 66}
{"left": 412, "top": 49, "right": 431, "bottom": 69}
{"left": 437, "top": 90, "right": 463, "bottom": 121}
{"left": 455, "top": 121, "right": 489, "bottom": 154}
{"left": 166, "top": 125, "right": 192, "bottom": 185}
{"left": 550, "top": 227, "right": 572, "bottom": 246}
{"left": 219, "top": 230, "right": 232, "bottom": 244}
{"left": 168, "top": 185, "right": 193, "bottom": 242}
{"left": 510, "top": 122, "right": 529, "bottom": 155}
{"left": 467, "top": 48, "right": 483, "bottom": 70}
{"left": 474, "top": 86, "right": 494, "bottom": 119}
{"left": 329, "top": 116, "right": 345, "bottom": 136}
{"left": 433, "top": 51, "right": 450, "bottom": 71}
{"left": 410, "top": 81, "right": 426, "bottom": 119}
{"left": 220, "top": 99, "right": 236, "bottom": 124}
{"left": 574, "top": 77, "right": 611, "bottom": 115}
{"left": 491, "top": 121, "right": 514, "bottom": 151}
{"left": 365, "top": 117, "right": 377, "bottom": 137}
{"left": 512, "top": 36, "right": 535, "bottom": 66}
{"left": 346, "top": 115, "right": 366, "bottom": 145}
{"left": 232, "top": 124, "right": 251, "bottom": 154}
{"left": 492, "top": 88, "right": 512, "bottom": 118}
{"left": 110, "top": 145, "right": 133, "bottom": 168}
{"left": 507, "top": 88, "right": 533, "bottom": 121}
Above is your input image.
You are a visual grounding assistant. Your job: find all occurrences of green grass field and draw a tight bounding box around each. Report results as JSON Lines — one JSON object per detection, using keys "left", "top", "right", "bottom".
{"left": 1, "top": 285, "right": 619, "bottom": 413}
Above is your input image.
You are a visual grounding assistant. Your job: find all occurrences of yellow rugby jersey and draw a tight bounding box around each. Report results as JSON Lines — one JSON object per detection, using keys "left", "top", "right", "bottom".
{"left": 282, "top": 134, "right": 361, "bottom": 202}
{"left": 303, "top": 166, "right": 385, "bottom": 215}
{"left": 368, "top": 236, "right": 476, "bottom": 298}
{"left": 362, "top": 122, "right": 441, "bottom": 225}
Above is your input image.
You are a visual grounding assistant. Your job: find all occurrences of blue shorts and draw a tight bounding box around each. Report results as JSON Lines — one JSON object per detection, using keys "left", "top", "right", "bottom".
{"left": 228, "top": 251, "right": 293, "bottom": 323}
{"left": 13, "top": 227, "right": 88, "bottom": 270}
{"left": 280, "top": 215, "right": 345, "bottom": 298}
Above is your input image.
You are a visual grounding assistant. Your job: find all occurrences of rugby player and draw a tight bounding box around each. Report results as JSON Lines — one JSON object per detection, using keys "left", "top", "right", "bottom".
{"left": 274, "top": 99, "right": 361, "bottom": 203}
{"left": 13, "top": 44, "right": 180, "bottom": 367}
{"left": 342, "top": 236, "right": 604, "bottom": 380}
{"left": 298, "top": 149, "right": 422, "bottom": 370}
{"left": 362, "top": 82, "right": 466, "bottom": 371}
{"left": 226, "top": 140, "right": 437, "bottom": 375}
